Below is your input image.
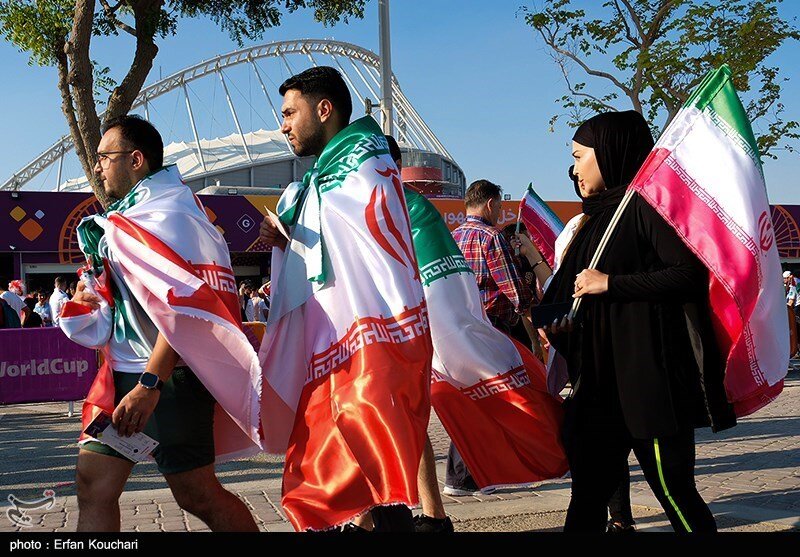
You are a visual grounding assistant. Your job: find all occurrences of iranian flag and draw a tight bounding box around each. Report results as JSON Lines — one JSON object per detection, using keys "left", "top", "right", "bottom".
{"left": 519, "top": 183, "right": 565, "bottom": 268}
{"left": 630, "top": 65, "right": 787, "bottom": 416}
{"left": 258, "top": 117, "right": 432, "bottom": 531}
{"left": 63, "top": 166, "right": 263, "bottom": 461}
{"left": 406, "top": 187, "right": 568, "bottom": 489}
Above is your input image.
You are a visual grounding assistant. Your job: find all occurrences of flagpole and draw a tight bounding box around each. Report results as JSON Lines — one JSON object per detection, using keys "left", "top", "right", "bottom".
{"left": 514, "top": 193, "right": 523, "bottom": 256}
{"left": 568, "top": 187, "right": 636, "bottom": 319}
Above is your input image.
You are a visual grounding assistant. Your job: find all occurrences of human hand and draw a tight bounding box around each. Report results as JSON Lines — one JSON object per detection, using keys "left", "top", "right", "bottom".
{"left": 259, "top": 216, "right": 288, "bottom": 250}
{"left": 513, "top": 233, "right": 540, "bottom": 259}
{"left": 71, "top": 280, "right": 101, "bottom": 310}
{"left": 546, "top": 314, "right": 574, "bottom": 335}
{"left": 573, "top": 269, "right": 609, "bottom": 298}
{"left": 112, "top": 385, "right": 160, "bottom": 437}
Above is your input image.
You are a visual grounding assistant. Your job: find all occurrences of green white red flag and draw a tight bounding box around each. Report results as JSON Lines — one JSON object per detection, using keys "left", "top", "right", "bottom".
{"left": 258, "top": 117, "right": 432, "bottom": 531}
{"left": 630, "top": 65, "right": 787, "bottom": 416}
{"left": 405, "top": 187, "right": 568, "bottom": 488}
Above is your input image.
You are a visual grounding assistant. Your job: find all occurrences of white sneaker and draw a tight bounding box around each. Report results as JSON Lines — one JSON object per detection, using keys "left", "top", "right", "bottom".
{"left": 443, "top": 485, "right": 496, "bottom": 496}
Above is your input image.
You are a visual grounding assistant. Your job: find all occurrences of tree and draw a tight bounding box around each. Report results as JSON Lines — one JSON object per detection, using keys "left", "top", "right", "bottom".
{"left": 0, "top": 0, "right": 365, "bottom": 206}
{"left": 523, "top": 0, "right": 800, "bottom": 158}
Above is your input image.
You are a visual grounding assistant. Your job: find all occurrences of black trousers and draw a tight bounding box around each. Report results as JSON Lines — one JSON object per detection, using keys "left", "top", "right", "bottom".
{"left": 607, "top": 457, "right": 634, "bottom": 525}
{"left": 562, "top": 400, "right": 716, "bottom": 533}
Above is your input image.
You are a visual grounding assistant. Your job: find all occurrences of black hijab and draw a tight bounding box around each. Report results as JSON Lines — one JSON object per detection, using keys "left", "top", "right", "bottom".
{"left": 543, "top": 110, "right": 654, "bottom": 311}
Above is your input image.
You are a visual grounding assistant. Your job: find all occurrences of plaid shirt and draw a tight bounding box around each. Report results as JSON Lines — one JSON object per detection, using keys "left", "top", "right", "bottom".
{"left": 453, "top": 216, "right": 533, "bottom": 327}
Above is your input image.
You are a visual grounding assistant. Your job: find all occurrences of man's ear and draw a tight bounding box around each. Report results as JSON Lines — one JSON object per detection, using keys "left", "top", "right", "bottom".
{"left": 131, "top": 150, "right": 147, "bottom": 172}
{"left": 318, "top": 98, "right": 334, "bottom": 124}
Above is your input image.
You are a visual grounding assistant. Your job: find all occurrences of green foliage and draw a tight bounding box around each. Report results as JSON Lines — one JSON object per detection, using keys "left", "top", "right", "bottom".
{"left": 523, "top": 0, "right": 800, "bottom": 157}
{"left": 0, "top": 1, "right": 366, "bottom": 66}
{"left": 0, "top": 0, "right": 73, "bottom": 66}
{"left": 171, "top": 0, "right": 366, "bottom": 45}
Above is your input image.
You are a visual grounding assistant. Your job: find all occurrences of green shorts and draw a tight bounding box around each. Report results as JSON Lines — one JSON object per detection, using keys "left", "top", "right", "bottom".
{"left": 81, "top": 367, "right": 216, "bottom": 475}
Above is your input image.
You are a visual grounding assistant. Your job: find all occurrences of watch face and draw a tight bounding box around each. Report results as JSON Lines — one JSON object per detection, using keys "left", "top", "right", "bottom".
{"left": 140, "top": 373, "right": 159, "bottom": 388}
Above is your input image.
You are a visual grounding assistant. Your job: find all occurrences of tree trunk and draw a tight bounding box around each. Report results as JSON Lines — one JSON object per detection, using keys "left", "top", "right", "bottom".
{"left": 104, "top": 0, "right": 162, "bottom": 121}
{"left": 54, "top": 45, "right": 106, "bottom": 204}
{"left": 68, "top": 0, "right": 107, "bottom": 206}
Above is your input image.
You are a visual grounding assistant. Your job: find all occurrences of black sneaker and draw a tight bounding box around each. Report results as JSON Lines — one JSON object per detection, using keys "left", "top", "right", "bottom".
{"left": 414, "top": 514, "right": 454, "bottom": 533}
{"left": 606, "top": 519, "right": 636, "bottom": 533}
{"left": 340, "top": 522, "right": 370, "bottom": 533}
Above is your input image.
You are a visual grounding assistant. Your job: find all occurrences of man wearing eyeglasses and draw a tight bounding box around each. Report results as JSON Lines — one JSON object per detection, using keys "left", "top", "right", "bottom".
{"left": 61, "top": 115, "right": 261, "bottom": 532}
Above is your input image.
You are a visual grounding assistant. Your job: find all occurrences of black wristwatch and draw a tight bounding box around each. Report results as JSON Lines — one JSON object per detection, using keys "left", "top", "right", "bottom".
{"left": 138, "top": 372, "right": 164, "bottom": 391}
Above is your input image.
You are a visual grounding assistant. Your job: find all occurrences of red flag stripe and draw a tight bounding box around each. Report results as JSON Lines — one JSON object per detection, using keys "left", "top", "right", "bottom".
{"left": 108, "top": 213, "right": 241, "bottom": 329}
{"left": 632, "top": 149, "right": 783, "bottom": 414}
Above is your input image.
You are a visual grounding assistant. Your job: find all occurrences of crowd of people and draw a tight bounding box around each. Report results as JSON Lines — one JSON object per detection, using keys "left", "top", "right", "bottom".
{"left": 18, "top": 64, "right": 784, "bottom": 535}
{"left": 0, "top": 276, "right": 75, "bottom": 329}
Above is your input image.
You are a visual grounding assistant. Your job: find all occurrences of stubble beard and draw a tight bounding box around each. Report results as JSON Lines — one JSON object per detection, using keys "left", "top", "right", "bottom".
{"left": 291, "top": 126, "right": 326, "bottom": 158}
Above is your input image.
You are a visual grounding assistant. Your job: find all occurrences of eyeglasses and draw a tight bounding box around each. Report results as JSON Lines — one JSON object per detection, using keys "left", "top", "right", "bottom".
{"left": 96, "top": 150, "right": 134, "bottom": 168}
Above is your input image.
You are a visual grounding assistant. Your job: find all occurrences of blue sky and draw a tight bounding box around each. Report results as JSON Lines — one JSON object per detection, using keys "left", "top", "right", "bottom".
{"left": 1, "top": 0, "right": 798, "bottom": 202}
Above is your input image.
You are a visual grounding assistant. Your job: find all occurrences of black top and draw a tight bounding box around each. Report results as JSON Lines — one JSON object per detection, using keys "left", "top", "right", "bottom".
{"left": 544, "top": 193, "right": 736, "bottom": 438}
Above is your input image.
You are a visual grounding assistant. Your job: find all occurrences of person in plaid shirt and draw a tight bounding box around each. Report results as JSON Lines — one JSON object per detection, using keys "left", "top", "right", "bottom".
{"left": 444, "top": 179, "right": 537, "bottom": 496}
{"left": 452, "top": 180, "right": 535, "bottom": 334}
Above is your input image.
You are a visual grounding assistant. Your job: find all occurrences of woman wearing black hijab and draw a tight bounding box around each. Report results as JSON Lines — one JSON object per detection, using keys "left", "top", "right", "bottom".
{"left": 541, "top": 111, "right": 736, "bottom": 533}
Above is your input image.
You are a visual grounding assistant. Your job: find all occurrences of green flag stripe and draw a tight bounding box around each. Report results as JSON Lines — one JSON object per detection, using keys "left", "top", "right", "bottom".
{"left": 419, "top": 254, "right": 473, "bottom": 286}
{"left": 684, "top": 65, "right": 762, "bottom": 169}
{"left": 404, "top": 187, "right": 466, "bottom": 268}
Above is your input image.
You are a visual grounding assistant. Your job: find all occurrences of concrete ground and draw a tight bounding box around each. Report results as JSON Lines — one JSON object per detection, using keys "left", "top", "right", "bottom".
{"left": 1, "top": 370, "right": 798, "bottom": 533}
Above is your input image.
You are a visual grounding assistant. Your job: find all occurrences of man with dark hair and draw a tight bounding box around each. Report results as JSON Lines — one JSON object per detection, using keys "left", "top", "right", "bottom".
{"left": 99, "top": 114, "right": 164, "bottom": 194}
{"left": 62, "top": 115, "right": 260, "bottom": 532}
{"left": 48, "top": 277, "right": 69, "bottom": 328}
{"left": 444, "top": 179, "right": 534, "bottom": 495}
{"left": 259, "top": 69, "right": 432, "bottom": 533}
{"left": 277, "top": 66, "right": 353, "bottom": 158}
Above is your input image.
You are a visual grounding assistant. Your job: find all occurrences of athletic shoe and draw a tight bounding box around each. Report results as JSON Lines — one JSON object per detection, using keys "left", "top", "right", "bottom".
{"left": 606, "top": 519, "right": 636, "bottom": 533}
{"left": 414, "top": 514, "right": 455, "bottom": 533}
{"left": 340, "top": 522, "right": 370, "bottom": 533}
{"left": 442, "top": 485, "right": 497, "bottom": 496}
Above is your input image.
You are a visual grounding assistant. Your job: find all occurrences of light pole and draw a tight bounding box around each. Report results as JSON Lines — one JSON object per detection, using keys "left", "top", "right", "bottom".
{"left": 378, "top": 0, "right": 393, "bottom": 136}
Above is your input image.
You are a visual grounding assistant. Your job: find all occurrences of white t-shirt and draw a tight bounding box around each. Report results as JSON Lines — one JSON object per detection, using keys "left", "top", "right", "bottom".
{"left": 245, "top": 297, "right": 268, "bottom": 322}
{"left": 48, "top": 289, "right": 70, "bottom": 327}
{"left": 34, "top": 302, "right": 53, "bottom": 324}
{"left": 109, "top": 336, "right": 149, "bottom": 373}
{"left": 1, "top": 291, "right": 26, "bottom": 315}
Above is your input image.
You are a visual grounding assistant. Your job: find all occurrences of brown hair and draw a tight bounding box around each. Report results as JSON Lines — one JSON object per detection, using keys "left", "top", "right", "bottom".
{"left": 464, "top": 179, "right": 502, "bottom": 209}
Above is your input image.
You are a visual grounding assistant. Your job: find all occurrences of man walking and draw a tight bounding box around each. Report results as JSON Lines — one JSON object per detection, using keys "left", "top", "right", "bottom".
{"left": 60, "top": 115, "right": 261, "bottom": 532}
{"left": 258, "top": 67, "right": 431, "bottom": 532}
{"left": 445, "top": 180, "right": 534, "bottom": 495}
{"left": 49, "top": 277, "right": 69, "bottom": 327}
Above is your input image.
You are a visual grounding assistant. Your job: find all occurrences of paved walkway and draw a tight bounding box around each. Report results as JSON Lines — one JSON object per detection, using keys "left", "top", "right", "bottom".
{"left": 1, "top": 372, "right": 797, "bottom": 532}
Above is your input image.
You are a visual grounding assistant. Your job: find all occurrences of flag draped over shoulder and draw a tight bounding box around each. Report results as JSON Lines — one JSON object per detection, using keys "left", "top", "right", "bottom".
{"left": 519, "top": 184, "right": 565, "bottom": 268}
{"left": 405, "top": 187, "right": 568, "bottom": 489}
{"left": 63, "top": 166, "right": 263, "bottom": 461}
{"left": 258, "top": 116, "right": 432, "bottom": 532}
{"left": 629, "top": 65, "right": 787, "bottom": 416}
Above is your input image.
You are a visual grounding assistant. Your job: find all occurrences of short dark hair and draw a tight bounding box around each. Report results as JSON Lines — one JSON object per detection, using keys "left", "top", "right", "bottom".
{"left": 465, "top": 180, "right": 502, "bottom": 209}
{"left": 54, "top": 276, "right": 66, "bottom": 288}
{"left": 101, "top": 114, "right": 164, "bottom": 172}
{"left": 0, "top": 277, "right": 8, "bottom": 290}
{"left": 279, "top": 66, "right": 352, "bottom": 125}
{"left": 502, "top": 222, "right": 527, "bottom": 236}
{"left": 385, "top": 135, "right": 402, "bottom": 165}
